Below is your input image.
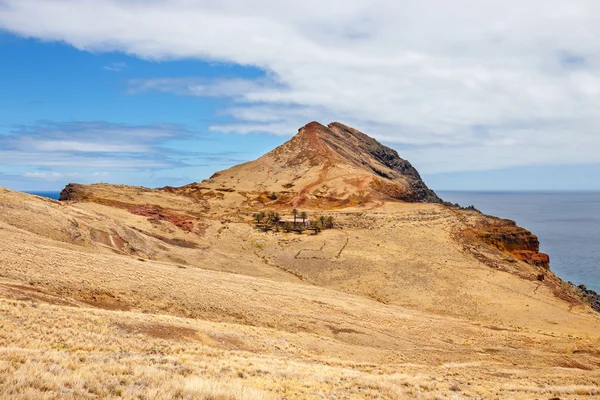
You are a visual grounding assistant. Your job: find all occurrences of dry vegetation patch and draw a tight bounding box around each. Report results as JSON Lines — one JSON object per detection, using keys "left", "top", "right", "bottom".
{"left": 115, "top": 322, "right": 198, "bottom": 341}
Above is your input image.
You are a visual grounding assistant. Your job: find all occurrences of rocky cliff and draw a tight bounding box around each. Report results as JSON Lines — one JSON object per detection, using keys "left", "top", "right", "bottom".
{"left": 458, "top": 213, "right": 551, "bottom": 271}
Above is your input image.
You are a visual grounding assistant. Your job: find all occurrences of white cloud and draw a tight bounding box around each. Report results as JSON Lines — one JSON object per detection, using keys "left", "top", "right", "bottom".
{"left": 0, "top": 121, "right": 194, "bottom": 170}
{"left": 30, "top": 140, "right": 148, "bottom": 153}
{"left": 1, "top": 0, "right": 600, "bottom": 172}
{"left": 104, "top": 61, "right": 128, "bottom": 72}
{"left": 0, "top": 121, "right": 246, "bottom": 175}
{"left": 23, "top": 171, "right": 109, "bottom": 181}
{"left": 127, "top": 77, "right": 273, "bottom": 98}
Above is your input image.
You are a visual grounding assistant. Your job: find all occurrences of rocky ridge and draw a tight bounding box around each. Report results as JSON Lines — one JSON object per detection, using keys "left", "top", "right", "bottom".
{"left": 168, "top": 121, "right": 443, "bottom": 208}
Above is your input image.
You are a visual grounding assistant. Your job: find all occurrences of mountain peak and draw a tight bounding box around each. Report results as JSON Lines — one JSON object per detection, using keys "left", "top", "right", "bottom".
{"left": 298, "top": 121, "right": 328, "bottom": 132}
{"left": 192, "top": 121, "right": 442, "bottom": 208}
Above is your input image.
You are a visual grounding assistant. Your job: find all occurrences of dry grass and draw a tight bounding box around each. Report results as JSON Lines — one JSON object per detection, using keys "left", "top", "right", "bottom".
{"left": 184, "top": 379, "right": 275, "bottom": 400}
{"left": 1, "top": 187, "right": 600, "bottom": 399}
{"left": 1, "top": 297, "right": 600, "bottom": 399}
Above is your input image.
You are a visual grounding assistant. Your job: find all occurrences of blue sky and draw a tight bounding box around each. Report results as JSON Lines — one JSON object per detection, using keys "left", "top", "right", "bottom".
{"left": 0, "top": 33, "right": 287, "bottom": 190}
{"left": 1, "top": 1, "right": 600, "bottom": 192}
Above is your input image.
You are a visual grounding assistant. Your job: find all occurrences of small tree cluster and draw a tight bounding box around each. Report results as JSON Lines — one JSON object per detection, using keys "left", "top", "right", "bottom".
{"left": 252, "top": 210, "right": 335, "bottom": 235}
{"left": 318, "top": 215, "right": 335, "bottom": 229}
{"left": 253, "top": 211, "right": 281, "bottom": 231}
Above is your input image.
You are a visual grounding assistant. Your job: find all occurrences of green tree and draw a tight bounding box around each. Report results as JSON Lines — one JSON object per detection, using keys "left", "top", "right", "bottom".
{"left": 319, "top": 215, "right": 326, "bottom": 227}
{"left": 312, "top": 220, "right": 322, "bottom": 234}
{"left": 283, "top": 222, "right": 293, "bottom": 232}
{"left": 297, "top": 224, "right": 305, "bottom": 234}
{"left": 254, "top": 212, "right": 265, "bottom": 225}
{"left": 264, "top": 212, "right": 274, "bottom": 227}
{"left": 300, "top": 211, "right": 308, "bottom": 225}
{"left": 292, "top": 208, "right": 298, "bottom": 226}
{"left": 326, "top": 216, "right": 334, "bottom": 229}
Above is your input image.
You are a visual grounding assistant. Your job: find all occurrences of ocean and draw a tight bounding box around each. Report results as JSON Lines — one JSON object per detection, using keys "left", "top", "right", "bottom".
{"left": 440, "top": 191, "right": 600, "bottom": 293}
{"left": 26, "top": 190, "right": 600, "bottom": 292}
{"left": 26, "top": 191, "right": 61, "bottom": 200}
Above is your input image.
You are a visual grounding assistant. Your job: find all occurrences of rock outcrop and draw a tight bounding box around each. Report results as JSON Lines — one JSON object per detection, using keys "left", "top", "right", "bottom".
{"left": 575, "top": 284, "right": 600, "bottom": 313}
{"left": 59, "top": 183, "right": 84, "bottom": 201}
{"left": 460, "top": 214, "right": 551, "bottom": 270}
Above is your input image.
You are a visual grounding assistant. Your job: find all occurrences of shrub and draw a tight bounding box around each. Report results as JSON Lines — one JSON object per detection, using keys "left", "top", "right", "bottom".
{"left": 325, "top": 216, "right": 334, "bottom": 229}
{"left": 312, "top": 221, "right": 322, "bottom": 234}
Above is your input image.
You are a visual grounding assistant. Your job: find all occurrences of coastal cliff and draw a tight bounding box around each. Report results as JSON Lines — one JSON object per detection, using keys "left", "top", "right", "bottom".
{"left": 464, "top": 215, "right": 551, "bottom": 270}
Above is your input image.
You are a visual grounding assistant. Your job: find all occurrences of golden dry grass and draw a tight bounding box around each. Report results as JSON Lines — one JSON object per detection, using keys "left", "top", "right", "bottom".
{"left": 1, "top": 187, "right": 600, "bottom": 399}
{"left": 2, "top": 298, "right": 600, "bottom": 399}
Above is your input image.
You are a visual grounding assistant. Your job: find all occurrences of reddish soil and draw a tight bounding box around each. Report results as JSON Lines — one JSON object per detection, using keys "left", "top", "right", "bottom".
{"left": 129, "top": 205, "right": 195, "bottom": 232}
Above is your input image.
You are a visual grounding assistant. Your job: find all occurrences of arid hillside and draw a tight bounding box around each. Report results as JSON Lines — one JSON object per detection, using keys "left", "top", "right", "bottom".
{"left": 1, "top": 122, "right": 600, "bottom": 399}
{"left": 148, "top": 121, "right": 441, "bottom": 210}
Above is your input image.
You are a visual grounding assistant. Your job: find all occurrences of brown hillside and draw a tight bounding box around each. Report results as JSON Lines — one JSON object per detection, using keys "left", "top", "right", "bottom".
{"left": 156, "top": 121, "right": 442, "bottom": 209}
{"left": 2, "top": 122, "right": 599, "bottom": 398}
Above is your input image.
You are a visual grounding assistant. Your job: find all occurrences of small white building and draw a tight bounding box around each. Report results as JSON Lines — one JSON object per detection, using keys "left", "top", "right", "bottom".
{"left": 278, "top": 217, "right": 311, "bottom": 227}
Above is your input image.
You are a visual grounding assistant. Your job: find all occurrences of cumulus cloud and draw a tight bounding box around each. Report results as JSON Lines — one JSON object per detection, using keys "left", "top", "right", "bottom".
{"left": 1, "top": 0, "right": 600, "bottom": 172}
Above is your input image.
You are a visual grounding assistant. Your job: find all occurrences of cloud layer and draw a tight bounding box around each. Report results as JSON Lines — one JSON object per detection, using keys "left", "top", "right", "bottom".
{"left": 1, "top": 121, "right": 188, "bottom": 169}
{"left": 0, "top": 121, "right": 246, "bottom": 190}
{"left": 1, "top": 0, "right": 600, "bottom": 173}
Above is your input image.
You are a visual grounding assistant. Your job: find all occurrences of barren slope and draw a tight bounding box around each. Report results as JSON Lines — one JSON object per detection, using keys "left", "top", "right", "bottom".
{"left": 1, "top": 186, "right": 600, "bottom": 398}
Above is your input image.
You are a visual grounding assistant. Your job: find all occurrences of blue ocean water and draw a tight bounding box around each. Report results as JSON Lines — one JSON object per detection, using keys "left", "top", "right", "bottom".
{"left": 439, "top": 191, "right": 600, "bottom": 292}
{"left": 26, "top": 191, "right": 61, "bottom": 200}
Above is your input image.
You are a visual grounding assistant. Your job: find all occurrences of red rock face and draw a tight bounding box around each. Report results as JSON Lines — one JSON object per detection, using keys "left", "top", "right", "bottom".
{"left": 472, "top": 218, "right": 540, "bottom": 252}
{"left": 59, "top": 183, "right": 201, "bottom": 234}
{"left": 462, "top": 216, "right": 551, "bottom": 270}
{"left": 513, "top": 250, "right": 550, "bottom": 269}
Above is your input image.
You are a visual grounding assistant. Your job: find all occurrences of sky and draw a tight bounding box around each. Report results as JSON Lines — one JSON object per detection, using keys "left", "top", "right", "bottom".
{"left": 1, "top": 0, "right": 600, "bottom": 192}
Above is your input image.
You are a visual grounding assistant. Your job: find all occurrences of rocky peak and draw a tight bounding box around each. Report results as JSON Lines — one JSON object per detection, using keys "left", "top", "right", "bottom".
{"left": 182, "top": 121, "right": 443, "bottom": 207}
{"left": 289, "top": 121, "right": 442, "bottom": 203}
